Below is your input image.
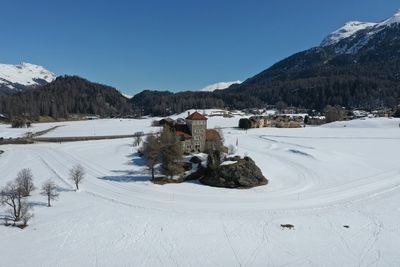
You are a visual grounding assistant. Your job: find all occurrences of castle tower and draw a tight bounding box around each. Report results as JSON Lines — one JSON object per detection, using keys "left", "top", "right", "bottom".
{"left": 186, "top": 111, "right": 207, "bottom": 152}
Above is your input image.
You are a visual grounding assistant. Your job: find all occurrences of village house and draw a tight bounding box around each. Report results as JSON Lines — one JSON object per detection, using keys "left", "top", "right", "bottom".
{"left": 248, "top": 115, "right": 303, "bottom": 129}
{"left": 166, "top": 111, "right": 226, "bottom": 154}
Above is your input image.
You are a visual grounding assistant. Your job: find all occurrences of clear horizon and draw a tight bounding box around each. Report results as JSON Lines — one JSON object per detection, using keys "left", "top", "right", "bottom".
{"left": 1, "top": 0, "right": 399, "bottom": 94}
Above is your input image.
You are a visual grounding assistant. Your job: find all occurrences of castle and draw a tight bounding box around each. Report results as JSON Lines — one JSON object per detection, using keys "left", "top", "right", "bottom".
{"left": 168, "top": 111, "right": 225, "bottom": 154}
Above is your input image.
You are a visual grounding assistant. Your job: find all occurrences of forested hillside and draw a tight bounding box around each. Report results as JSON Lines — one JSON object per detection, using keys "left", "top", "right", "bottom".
{"left": 0, "top": 76, "right": 132, "bottom": 119}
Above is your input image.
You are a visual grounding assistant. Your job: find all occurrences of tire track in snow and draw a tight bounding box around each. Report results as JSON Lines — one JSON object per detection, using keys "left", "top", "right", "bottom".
{"left": 357, "top": 211, "right": 383, "bottom": 267}
{"left": 33, "top": 150, "right": 74, "bottom": 190}
{"left": 221, "top": 221, "right": 242, "bottom": 267}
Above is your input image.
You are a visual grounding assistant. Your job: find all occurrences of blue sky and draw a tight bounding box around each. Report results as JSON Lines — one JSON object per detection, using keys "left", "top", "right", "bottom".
{"left": 1, "top": 0, "right": 399, "bottom": 94}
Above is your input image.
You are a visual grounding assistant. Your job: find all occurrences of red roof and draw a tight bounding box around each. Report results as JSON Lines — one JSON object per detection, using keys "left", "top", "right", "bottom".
{"left": 206, "top": 129, "right": 220, "bottom": 141}
{"left": 186, "top": 111, "right": 207, "bottom": 121}
{"left": 176, "top": 131, "right": 192, "bottom": 140}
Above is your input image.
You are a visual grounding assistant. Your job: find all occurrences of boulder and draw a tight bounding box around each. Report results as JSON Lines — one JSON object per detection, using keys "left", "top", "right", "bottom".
{"left": 182, "top": 162, "right": 192, "bottom": 171}
{"left": 190, "top": 156, "right": 202, "bottom": 164}
{"left": 151, "top": 176, "right": 183, "bottom": 185}
{"left": 200, "top": 156, "right": 268, "bottom": 188}
{"left": 184, "top": 165, "right": 206, "bottom": 181}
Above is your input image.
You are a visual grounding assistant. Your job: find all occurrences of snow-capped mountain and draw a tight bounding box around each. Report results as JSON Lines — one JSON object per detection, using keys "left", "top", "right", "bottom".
{"left": 199, "top": 80, "right": 242, "bottom": 92}
{"left": 321, "top": 21, "right": 377, "bottom": 47}
{"left": 0, "top": 62, "right": 56, "bottom": 95}
{"left": 222, "top": 9, "right": 400, "bottom": 110}
{"left": 321, "top": 10, "right": 400, "bottom": 54}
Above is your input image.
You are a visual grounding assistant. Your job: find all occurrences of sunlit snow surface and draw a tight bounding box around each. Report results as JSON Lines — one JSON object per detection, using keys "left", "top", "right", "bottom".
{"left": 0, "top": 62, "right": 56, "bottom": 89}
{"left": 0, "top": 114, "right": 400, "bottom": 266}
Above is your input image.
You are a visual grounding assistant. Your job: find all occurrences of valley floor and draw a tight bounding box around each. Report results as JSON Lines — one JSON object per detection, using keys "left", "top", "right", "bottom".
{"left": 0, "top": 116, "right": 400, "bottom": 266}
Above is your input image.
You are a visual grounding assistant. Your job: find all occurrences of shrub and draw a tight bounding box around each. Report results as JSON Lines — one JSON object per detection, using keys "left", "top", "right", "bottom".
{"left": 11, "top": 118, "right": 26, "bottom": 128}
{"left": 238, "top": 118, "right": 251, "bottom": 129}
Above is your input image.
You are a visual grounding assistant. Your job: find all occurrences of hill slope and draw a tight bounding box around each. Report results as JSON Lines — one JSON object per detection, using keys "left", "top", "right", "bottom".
{"left": 131, "top": 10, "right": 400, "bottom": 115}
{"left": 225, "top": 10, "right": 400, "bottom": 110}
{"left": 0, "top": 76, "right": 132, "bottom": 119}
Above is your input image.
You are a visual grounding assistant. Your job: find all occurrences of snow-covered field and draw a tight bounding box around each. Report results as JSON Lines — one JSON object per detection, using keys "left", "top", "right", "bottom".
{"left": 1, "top": 116, "right": 400, "bottom": 266}
{"left": 0, "top": 109, "right": 246, "bottom": 139}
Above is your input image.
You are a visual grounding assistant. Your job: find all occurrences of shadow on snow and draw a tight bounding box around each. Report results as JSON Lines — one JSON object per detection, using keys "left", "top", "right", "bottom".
{"left": 126, "top": 152, "right": 146, "bottom": 167}
{"left": 99, "top": 169, "right": 151, "bottom": 183}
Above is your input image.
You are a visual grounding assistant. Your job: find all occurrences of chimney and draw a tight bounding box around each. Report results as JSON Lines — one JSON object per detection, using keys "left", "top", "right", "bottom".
{"left": 188, "top": 111, "right": 190, "bottom": 117}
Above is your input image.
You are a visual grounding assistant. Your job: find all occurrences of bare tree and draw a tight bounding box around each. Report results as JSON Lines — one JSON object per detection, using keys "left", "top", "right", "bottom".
{"left": 69, "top": 165, "right": 85, "bottom": 190}
{"left": 133, "top": 133, "right": 143, "bottom": 147}
{"left": 1, "top": 181, "right": 23, "bottom": 223}
{"left": 16, "top": 168, "right": 35, "bottom": 197}
{"left": 143, "top": 134, "right": 160, "bottom": 179}
{"left": 160, "top": 125, "right": 183, "bottom": 178}
{"left": 1, "top": 180, "right": 33, "bottom": 226}
{"left": 41, "top": 180, "right": 59, "bottom": 207}
{"left": 19, "top": 201, "right": 33, "bottom": 227}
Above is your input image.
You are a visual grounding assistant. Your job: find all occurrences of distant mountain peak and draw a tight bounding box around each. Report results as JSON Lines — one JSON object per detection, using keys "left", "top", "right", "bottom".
{"left": 0, "top": 62, "right": 56, "bottom": 95}
{"left": 321, "top": 21, "right": 377, "bottom": 47}
{"left": 199, "top": 80, "right": 242, "bottom": 92}
{"left": 320, "top": 9, "right": 400, "bottom": 54}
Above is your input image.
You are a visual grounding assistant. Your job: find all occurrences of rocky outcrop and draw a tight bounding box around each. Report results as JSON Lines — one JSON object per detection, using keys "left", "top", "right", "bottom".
{"left": 200, "top": 156, "right": 268, "bottom": 188}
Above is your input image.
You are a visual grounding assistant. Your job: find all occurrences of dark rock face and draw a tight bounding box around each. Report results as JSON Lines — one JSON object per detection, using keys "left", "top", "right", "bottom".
{"left": 200, "top": 157, "right": 268, "bottom": 188}
{"left": 190, "top": 156, "right": 202, "bottom": 164}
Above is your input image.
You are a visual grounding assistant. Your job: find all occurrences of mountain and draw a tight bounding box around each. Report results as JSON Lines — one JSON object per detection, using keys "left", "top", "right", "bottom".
{"left": 221, "top": 10, "right": 400, "bottom": 110}
{"left": 0, "top": 76, "right": 133, "bottom": 120}
{"left": 0, "top": 63, "right": 56, "bottom": 96}
{"left": 4, "top": 10, "right": 400, "bottom": 118}
{"left": 199, "top": 80, "right": 242, "bottom": 92}
{"left": 130, "top": 90, "right": 226, "bottom": 116}
{"left": 129, "top": 10, "right": 400, "bottom": 115}
{"left": 320, "top": 21, "right": 377, "bottom": 47}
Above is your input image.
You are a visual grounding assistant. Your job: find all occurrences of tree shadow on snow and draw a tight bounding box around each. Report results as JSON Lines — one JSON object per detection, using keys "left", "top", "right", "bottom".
{"left": 56, "top": 186, "right": 75, "bottom": 193}
{"left": 99, "top": 170, "right": 151, "bottom": 183}
{"left": 127, "top": 152, "right": 146, "bottom": 167}
{"left": 28, "top": 201, "right": 48, "bottom": 207}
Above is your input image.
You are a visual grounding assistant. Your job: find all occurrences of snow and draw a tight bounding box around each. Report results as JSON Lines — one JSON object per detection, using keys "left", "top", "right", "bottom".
{"left": 379, "top": 9, "right": 400, "bottom": 26}
{"left": 220, "top": 160, "right": 237, "bottom": 166}
{"left": 321, "top": 10, "right": 400, "bottom": 48}
{"left": 121, "top": 92, "right": 133, "bottom": 99}
{"left": 0, "top": 62, "right": 56, "bottom": 89}
{"left": 0, "top": 109, "right": 245, "bottom": 139}
{"left": 199, "top": 80, "right": 242, "bottom": 92}
{"left": 322, "top": 117, "right": 400, "bottom": 128}
{"left": 39, "top": 119, "right": 160, "bottom": 138}
{"left": 0, "top": 123, "right": 58, "bottom": 139}
{"left": 1, "top": 116, "right": 400, "bottom": 266}
{"left": 321, "top": 21, "right": 377, "bottom": 47}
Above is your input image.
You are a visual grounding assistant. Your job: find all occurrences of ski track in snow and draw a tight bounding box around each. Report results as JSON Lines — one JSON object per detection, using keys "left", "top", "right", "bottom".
{"left": 0, "top": 117, "right": 400, "bottom": 266}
